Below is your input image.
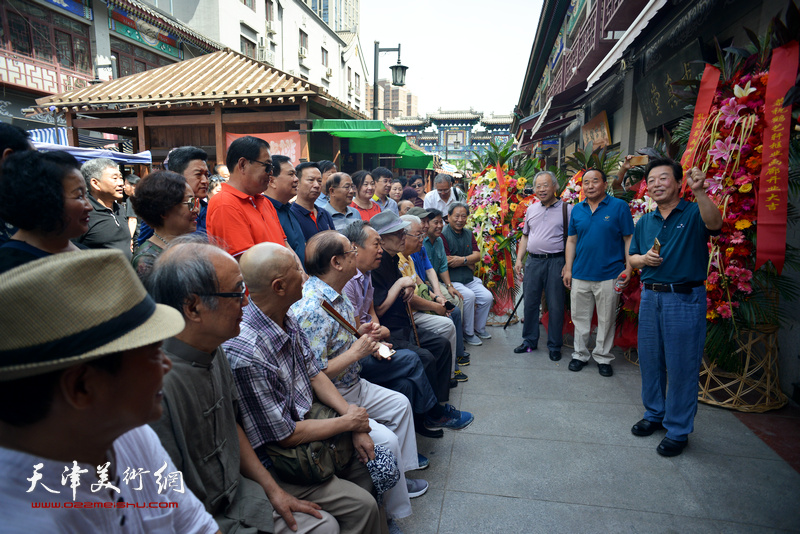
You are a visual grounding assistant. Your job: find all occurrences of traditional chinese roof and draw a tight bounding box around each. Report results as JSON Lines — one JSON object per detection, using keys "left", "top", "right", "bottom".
{"left": 34, "top": 49, "right": 366, "bottom": 118}
{"left": 337, "top": 31, "right": 356, "bottom": 46}
{"left": 429, "top": 109, "right": 483, "bottom": 121}
{"left": 387, "top": 116, "right": 429, "bottom": 127}
{"left": 107, "top": 0, "right": 223, "bottom": 52}
{"left": 472, "top": 132, "right": 492, "bottom": 140}
{"left": 417, "top": 133, "right": 438, "bottom": 141}
{"left": 481, "top": 114, "right": 514, "bottom": 125}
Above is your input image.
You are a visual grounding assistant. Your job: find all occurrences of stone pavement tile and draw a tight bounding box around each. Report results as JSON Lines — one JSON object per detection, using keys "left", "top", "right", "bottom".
{"left": 432, "top": 492, "right": 792, "bottom": 534}
{"left": 675, "top": 452, "right": 800, "bottom": 531}
{"left": 459, "top": 364, "right": 643, "bottom": 405}
{"left": 458, "top": 393, "right": 647, "bottom": 447}
{"left": 687, "top": 404, "right": 786, "bottom": 460}
{"left": 414, "top": 431, "right": 455, "bottom": 491}
{"left": 447, "top": 433, "right": 704, "bottom": 516}
{"left": 396, "top": 488, "right": 444, "bottom": 534}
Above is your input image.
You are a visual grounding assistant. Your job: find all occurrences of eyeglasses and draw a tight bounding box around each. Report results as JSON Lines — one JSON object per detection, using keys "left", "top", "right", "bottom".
{"left": 339, "top": 244, "right": 358, "bottom": 256}
{"left": 335, "top": 184, "right": 357, "bottom": 191}
{"left": 412, "top": 183, "right": 424, "bottom": 188}
{"left": 202, "top": 284, "right": 247, "bottom": 305}
{"left": 249, "top": 159, "right": 273, "bottom": 174}
{"left": 407, "top": 232, "right": 425, "bottom": 240}
{"left": 181, "top": 197, "right": 201, "bottom": 211}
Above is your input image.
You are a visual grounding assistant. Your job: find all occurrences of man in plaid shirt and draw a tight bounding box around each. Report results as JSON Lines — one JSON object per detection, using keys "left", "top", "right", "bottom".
{"left": 224, "top": 242, "right": 387, "bottom": 534}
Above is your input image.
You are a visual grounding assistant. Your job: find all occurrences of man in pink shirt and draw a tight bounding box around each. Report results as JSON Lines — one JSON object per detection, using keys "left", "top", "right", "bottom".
{"left": 513, "top": 171, "right": 572, "bottom": 361}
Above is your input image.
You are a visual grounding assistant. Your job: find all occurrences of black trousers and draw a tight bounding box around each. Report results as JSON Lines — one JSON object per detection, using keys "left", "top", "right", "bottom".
{"left": 389, "top": 326, "right": 452, "bottom": 403}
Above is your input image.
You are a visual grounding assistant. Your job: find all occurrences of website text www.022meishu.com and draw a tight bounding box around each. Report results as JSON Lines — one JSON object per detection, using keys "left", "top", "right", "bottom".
{"left": 31, "top": 501, "right": 178, "bottom": 509}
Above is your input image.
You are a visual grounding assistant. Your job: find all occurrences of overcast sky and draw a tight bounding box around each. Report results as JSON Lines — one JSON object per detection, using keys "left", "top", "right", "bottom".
{"left": 359, "top": 0, "right": 543, "bottom": 118}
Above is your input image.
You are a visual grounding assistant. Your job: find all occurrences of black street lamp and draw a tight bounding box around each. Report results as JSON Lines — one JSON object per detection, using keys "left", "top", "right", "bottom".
{"left": 373, "top": 41, "right": 408, "bottom": 120}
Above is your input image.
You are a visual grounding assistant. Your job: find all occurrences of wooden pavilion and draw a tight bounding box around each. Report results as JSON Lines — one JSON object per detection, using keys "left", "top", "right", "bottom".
{"left": 31, "top": 49, "right": 367, "bottom": 168}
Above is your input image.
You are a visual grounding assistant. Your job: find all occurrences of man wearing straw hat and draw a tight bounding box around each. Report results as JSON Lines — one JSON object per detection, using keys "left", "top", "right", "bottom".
{"left": 0, "top": 249, "right": 219, "bottom": 532}
{"left": 628, "top": 160, "right": 721, "bottom": 457}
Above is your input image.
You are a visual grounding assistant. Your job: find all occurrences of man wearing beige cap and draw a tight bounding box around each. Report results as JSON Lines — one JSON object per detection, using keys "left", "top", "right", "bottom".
{"left": 0, "top": 250, "right": 220, "bottom": 533}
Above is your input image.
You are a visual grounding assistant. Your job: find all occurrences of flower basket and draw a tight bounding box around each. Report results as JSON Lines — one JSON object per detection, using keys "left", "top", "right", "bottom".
{"left": 697, "top": 325, "right": 788, "bottom": 412}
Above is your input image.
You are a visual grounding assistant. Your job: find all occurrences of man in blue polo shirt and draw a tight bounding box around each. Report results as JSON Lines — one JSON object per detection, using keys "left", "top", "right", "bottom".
{"left": 628, "top": 159, "right": 722, "bottom": 457}
{"left": 267, "top": 155, "right": 306, "bottom": 264}
{"left": 290, "top": 162, "right": 336, "bottom": 241}
{"left": 563, "top": 168, "right": 633, "bottom": 377}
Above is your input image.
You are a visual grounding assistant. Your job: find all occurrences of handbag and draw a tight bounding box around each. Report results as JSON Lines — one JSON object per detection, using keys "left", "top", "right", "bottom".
{"left": 262, "top": 399, "right": 355, "bottom": 485}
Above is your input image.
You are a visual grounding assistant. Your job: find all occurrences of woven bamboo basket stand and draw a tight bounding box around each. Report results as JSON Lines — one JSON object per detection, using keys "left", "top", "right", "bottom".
{"left": 698, "top": 326, "right": 788, "bottom": 413}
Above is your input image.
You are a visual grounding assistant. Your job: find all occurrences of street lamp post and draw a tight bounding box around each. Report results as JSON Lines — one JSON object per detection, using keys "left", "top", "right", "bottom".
{"left": 373, "top": 41, "right": 408, "bottom": 120}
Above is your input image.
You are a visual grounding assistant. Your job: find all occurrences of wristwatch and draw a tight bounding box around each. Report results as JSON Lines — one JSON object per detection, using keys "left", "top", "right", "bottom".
{"left": 463, "top": 256, "right": 467, "bottom": 265}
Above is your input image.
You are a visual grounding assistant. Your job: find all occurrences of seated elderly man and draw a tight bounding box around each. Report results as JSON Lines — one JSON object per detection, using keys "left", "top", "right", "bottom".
{"left": 0, "top": 250, "right": 219, "bottom": 532}
{"left": 405, "top": 208, "right": 468, "bottom": 367}
{"left": 368, "top": 212, "right": 474, "bottom": 431}
{"left": 398, "top": 214, "right": 466, "bottom": 382}
{"left": 147, "top": 239, "right": 336, "bottom": 534}
{"left": 423, "top": 209, "right": 464, "bottom": 311}
{"left": 341, "top": 220, "right": 474, "bottom": 434}
{"left": 291, "top": 232, "right": 427, "bottom": 525}
{"left": 223, "top": 242, "right": 386, "bottom": 534}
{"left": 441, "top": 202, "right": 494, "bottom": 346}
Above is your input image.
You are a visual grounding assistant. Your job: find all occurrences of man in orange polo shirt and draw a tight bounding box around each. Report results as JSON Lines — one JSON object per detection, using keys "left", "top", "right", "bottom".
{"left": 207, "top": 136, "right": 288, "bottom": 258}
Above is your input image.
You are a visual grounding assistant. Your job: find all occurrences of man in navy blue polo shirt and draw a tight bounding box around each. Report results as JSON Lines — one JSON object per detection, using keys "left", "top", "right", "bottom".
{"left": 563, "top": 168, "right": 633, "bottom": 377}
{"left": 628, "top": 159, "right": 722, "bottom": 457}
{"left": 267, "top": 155, "right": 307, "bottom": 264}
{"left": 290, "top": 161, "right": 336, "bottom": 241}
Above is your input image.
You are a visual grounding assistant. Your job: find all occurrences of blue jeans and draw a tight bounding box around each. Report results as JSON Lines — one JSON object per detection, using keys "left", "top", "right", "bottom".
{"left": 522, "top": 255, "right": 566, "bottom": 351}
{"left": 638, "top": 286, "right": 706, "bottom": 441}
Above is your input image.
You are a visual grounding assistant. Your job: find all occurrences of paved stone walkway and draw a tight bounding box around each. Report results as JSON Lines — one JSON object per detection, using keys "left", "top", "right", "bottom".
{"left": 396, "top": 319, "right": 800, "bottom": 533}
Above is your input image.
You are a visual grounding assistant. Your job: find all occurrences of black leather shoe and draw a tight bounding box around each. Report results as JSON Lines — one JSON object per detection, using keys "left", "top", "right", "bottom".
{"left": 631, "top": 419, "right": 664, "bottom": 437}
{"left": 598, "top": 363, "right": 613, "bottom": 377}
{"left": 549, "top": 350, "right": 561, "bottom": 361}
{"left": 416, "top": 426, "right": 444, "bottom": 439}
{"left": 568, "top": 359, "right": 588, "bottom": 372}
{"left": 657, "top": 437, "right": 688, "bottom": 457}
{"left": 514, "top": 342, "right": 537, "bottom": 353}
{"left": 449, "top": 379, "right": 458, "bottom": 388}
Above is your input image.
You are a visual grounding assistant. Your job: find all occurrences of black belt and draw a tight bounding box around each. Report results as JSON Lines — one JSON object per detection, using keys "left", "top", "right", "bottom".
{"left": 529, "top": 252, "right": 564, "bottom": 259}
{"left": 643, "top": 281, "right": 705, "bottom": 294}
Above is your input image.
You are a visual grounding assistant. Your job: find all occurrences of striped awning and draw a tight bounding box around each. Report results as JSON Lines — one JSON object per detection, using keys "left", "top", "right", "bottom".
{"left": 28, "top": 128, "right": 134, "bottom": 152}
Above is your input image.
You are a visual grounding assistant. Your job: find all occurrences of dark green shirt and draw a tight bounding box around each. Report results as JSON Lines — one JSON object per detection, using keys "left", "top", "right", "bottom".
{"left": 629, "top": 200, "right": 718, "bottom": 284}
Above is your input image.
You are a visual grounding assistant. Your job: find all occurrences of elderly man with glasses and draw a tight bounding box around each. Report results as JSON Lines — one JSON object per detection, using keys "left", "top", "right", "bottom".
{"left": 320, "top": 172, "right": 361, "bottom": 230}
{"left": 207, "top": 136, "right": 289, "bottom": 259}
{"left": 423, "top": 174, "right": 462, "bottom": 215}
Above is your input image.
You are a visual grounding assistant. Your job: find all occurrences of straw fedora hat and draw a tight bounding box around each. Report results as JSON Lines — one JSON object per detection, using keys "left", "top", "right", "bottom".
{"left": 0, "top": 249, "right": 184, "bottom": 381}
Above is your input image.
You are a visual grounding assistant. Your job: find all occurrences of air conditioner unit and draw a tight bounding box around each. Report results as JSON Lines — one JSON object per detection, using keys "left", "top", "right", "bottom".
{"left": 325, "top": 68, "right": 333, "bottom": 78}
{"left": 257, "top": 46, "right": 267, "bottom": 62}
{"left": 298, "top": 46, "right": 308, "bottom": 59}
{"left": 265, "top": 20, "right": 276, "bottom": 35}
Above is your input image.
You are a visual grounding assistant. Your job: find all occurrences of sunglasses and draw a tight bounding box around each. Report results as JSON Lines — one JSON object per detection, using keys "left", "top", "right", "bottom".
{"left": 249, "top": 159, "right": 274, "bottom": 174}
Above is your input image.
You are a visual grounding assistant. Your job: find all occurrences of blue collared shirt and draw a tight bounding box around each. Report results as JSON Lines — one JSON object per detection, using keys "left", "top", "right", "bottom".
{"left": 321, "top": 201, "right": 361, "bottom": 230}
{"left": 266, "top": 196, "right": 306, "bottom": 264}
{"left": 410, "top": 245, "right": 434, "bottom": 282}
{"left": 290, "top": 201, "right": 336, "bottom": 241}
{"left": 568, "top": 194, "right": 634, "bottom": 281}
{"left": 630, "top": 199, "right": 717, "bottom": 284}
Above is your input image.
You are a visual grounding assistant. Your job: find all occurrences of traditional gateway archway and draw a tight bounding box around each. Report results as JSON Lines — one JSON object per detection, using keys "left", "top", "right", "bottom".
{"left": 30, "top": 49, "right": 367, "bottom": 169}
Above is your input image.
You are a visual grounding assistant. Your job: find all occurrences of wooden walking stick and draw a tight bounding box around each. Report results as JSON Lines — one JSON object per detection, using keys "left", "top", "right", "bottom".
{"left": 406, "top": 302, "right": 421, "bottom": 346}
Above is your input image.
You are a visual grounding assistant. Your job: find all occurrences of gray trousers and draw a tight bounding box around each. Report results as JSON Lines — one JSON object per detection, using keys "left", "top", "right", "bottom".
{"left": 522, "top": 255, "right": 566, "bottom": 351}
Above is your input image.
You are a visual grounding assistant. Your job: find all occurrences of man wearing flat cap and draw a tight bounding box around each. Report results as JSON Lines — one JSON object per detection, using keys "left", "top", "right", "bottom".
{"left": 0, "top": 249, "right": 220, "bottom": 533}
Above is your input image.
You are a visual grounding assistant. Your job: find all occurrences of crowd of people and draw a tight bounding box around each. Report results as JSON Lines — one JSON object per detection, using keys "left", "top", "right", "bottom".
{"left": 0, "top": 124, "right": 721, "bottom": 533}
{"left": 0, "top": 127, "right": 499, "bottom": 534}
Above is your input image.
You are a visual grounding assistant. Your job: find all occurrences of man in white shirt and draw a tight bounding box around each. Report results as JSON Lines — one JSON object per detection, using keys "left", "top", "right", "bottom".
{"left": 423, "top": 174, "right": 461, "bottom": 215}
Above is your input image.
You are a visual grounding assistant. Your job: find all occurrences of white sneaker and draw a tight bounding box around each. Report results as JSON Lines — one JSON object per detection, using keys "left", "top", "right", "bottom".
{"left": 475, "top": 330, "right": 492, "bottom": 339}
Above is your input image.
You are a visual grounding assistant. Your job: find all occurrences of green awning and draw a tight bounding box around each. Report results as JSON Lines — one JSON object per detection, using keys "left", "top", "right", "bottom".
{"left": 312, "top": 119, "right": 432, "bottom": 170}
